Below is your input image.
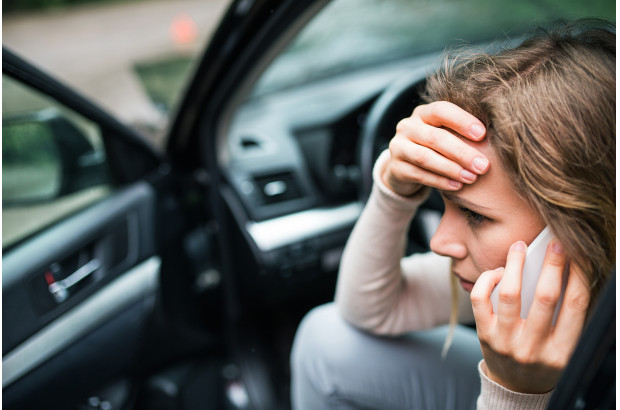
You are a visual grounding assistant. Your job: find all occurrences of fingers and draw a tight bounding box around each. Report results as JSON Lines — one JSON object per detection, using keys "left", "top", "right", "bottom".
{"left": 472, "top": 237, "right": 591, "bottom": 392}
{"left": 397, "top": 114, "right": 489, "bottom": 176}
{"left": 384, "top": 156, "right": 464, "bottom": 192}
{"left": 414, "top": 101, "right": 487, "bottom": 141}
{"left": 471, "top": 241, "right": 526, "bottom": 344}
{"left": 471, "top": 267, "right": 504, "bottom": 330}
{"left": 553, "top": 261, "right": 590, "bottom": 347}
{"left": 496, "top": 241, "right": 527, "bottom": 325}
{"left": 524, "top": 240, "right": 567, "bottom": 339}
{"left": 389, "top": 131, "right": 470, "bottom": 179}
{"left": 383, "top": 101, "right": 488, "bottom": 196}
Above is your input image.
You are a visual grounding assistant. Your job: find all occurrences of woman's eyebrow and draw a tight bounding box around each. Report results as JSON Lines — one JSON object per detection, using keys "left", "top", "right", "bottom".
{"left": 441, "top": 192, "right": 492, "bottom": 213}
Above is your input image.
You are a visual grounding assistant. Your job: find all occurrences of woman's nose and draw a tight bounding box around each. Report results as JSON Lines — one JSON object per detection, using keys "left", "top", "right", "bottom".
{"left": 429, "top": 214, "right": 467, "bottom": 259}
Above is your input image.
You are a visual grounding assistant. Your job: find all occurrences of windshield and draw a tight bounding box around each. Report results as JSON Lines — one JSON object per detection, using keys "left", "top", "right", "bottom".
{"left": 254, "top": 0, "right": 615, "bottom": 95}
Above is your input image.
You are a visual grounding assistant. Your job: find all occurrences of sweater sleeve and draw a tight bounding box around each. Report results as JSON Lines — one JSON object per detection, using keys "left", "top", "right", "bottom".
{"left": 476, "top": 361, "right": 553, "bottom": 410}
{"left": 335, "top": 150, "right": 474, "bottom": 335}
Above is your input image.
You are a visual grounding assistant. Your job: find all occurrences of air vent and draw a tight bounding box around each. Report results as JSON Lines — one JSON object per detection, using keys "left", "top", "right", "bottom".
{"left": 253, "top": 172, "right": 304, "bottom": 205}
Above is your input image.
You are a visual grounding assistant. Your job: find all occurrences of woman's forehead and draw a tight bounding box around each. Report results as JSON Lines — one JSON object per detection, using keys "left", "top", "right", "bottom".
{"left": 455, "top": 134, "right": 518, "bottom": 212}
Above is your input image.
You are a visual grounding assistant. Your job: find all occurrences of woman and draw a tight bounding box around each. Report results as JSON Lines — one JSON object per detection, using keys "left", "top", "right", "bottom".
{"left": 291, "top": 20, "right": 615, "bottom": 409}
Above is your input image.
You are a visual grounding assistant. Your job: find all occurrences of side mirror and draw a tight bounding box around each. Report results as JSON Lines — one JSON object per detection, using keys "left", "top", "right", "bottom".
{"left": 3, "top": 109, "right": 108, "bottom": 205}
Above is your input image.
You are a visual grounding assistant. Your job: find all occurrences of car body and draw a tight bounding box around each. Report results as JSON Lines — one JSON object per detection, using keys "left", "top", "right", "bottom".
{"left": 2, "top": 0, "right": 615, "bottom": 409}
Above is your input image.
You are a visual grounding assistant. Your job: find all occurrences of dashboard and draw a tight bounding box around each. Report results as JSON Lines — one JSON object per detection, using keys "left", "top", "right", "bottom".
{"left": 219, "top": 53, "right": 441, "bottom": 295}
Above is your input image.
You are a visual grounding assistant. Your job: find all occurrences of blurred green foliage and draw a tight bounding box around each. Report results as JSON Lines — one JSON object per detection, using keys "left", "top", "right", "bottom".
{"left": 2, "top": 122, "right": 57, "bottom": 167}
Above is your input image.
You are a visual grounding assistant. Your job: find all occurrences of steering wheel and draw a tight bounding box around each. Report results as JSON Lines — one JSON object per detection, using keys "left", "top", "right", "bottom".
{"left": 358, "top": 67, "right": 444, "bottom": 253}
{"left": 359, "top": 67, "right": 431, "bottom": 200}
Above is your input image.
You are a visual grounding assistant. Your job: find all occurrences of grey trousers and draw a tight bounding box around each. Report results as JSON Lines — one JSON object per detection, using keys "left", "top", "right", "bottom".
{"left": 290, "top": 304, "right": 483, "bottom": 410}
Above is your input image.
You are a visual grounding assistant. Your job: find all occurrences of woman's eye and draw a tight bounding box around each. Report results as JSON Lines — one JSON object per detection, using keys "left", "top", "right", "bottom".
{"left": 459, "top": 206, "right": 488, "bottom": 226}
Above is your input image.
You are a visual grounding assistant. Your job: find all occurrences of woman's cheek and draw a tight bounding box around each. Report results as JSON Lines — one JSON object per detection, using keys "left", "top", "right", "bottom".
{"left": 470, "top": 239, "right": 508, "bottom": 279}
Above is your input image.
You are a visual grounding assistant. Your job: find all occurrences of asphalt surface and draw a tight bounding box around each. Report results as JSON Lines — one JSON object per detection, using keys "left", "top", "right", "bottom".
{"left": 3, "top": 0, "right": 231, "bottom": 146}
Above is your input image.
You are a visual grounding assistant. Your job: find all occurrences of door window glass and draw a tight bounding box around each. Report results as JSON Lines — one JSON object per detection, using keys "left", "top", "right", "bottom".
{"left": 3, "top": 75, "right": 111, "bottom": 248}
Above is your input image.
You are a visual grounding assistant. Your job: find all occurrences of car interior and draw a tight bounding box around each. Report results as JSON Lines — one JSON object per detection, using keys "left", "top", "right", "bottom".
{"left": 2, "top": 0, "right": 615, "bottom": 409}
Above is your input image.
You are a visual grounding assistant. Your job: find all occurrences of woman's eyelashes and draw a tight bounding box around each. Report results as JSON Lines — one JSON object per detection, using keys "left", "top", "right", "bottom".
{"left": 458, "top": 206, "right": 489, "bottom": 226}
{"left": 440, "top": 194, "right": 492, "bottom": 227}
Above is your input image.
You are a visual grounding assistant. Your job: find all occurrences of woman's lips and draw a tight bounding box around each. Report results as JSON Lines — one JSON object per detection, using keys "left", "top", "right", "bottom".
{"left": 453, "top": 271, "right": 475, "bottom": 292}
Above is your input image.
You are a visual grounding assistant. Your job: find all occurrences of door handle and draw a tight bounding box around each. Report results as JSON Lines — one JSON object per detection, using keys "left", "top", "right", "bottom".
{"left": 46, "top": 259, "right": 101, "bottom": 303}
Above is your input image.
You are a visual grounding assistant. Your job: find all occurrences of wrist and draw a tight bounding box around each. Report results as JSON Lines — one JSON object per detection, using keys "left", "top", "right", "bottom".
{"left": 477, "top": 360, "right": 554, "bottom": 409}
{"left": 481, "top": 359, "right": 557, "bottom": 394}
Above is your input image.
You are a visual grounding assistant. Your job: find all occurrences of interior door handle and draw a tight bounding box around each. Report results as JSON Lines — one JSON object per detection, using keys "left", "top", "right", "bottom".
{"left": 47, "top": 258, "right": 101, "bottom": 303}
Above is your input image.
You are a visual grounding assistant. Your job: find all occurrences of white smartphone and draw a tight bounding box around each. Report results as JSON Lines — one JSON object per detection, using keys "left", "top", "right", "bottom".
{"left": 490, "top": 226, "right": 568, "bottom": 324}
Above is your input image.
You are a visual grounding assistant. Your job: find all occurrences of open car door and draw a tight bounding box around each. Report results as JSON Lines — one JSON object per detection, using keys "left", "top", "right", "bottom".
{"left": 2, "top": 2, "right": 324, "bottom": 408}
{"left": 2, "top": 47, "right": 209, "bottom": 409}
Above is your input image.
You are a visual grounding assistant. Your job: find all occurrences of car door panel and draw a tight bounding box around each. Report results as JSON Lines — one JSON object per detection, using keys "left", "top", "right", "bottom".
{"left": 3, "top": 293, "right": 156, "bottom": 410}
{"left": 2, "top": 182, "right": 159, "bottom": 409}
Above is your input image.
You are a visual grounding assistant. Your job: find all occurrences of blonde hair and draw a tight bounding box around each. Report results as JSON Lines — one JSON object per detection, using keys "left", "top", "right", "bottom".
{"left": 441, "top": 271, "right": 460, "bottom": 359}
{"left": 426, "top": 19, "right": 616, "bottom": 303}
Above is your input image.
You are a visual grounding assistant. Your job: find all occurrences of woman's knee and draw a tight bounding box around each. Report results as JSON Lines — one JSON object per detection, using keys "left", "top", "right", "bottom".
{"left": 291, "top": 304, "right": 483, "bottom": 409}
{"left": 291, "top": 303, "right": 354, "bottom": 408}
{"left": 291, "top": 303, "right": 349, "bottom": 374}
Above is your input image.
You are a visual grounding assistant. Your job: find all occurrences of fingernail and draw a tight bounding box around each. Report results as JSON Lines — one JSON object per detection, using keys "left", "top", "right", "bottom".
{"left": 495, "top": 267, "right": 505, "bottom": 271}
{"left": 472, "top": 157, "right": 489, "bottom": 173}
{"left": 449, "top": 180, "right": 462, "bottom": 189}
{"left": 552, "top": 241, "right": 564, "bottom": 254}
{"left": 512, "top": 241, "right": 526, "bottom": 252}
{"left": 470, "top": 123, "right": 485, "bottom": 139}
{"left": 460, "top": 169, "right": 477, "bottom": 182}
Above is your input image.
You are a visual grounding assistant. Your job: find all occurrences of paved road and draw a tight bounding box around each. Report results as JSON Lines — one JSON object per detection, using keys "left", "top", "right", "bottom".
{"left": 4, "top": 0, "right": 230, "bottom": 146}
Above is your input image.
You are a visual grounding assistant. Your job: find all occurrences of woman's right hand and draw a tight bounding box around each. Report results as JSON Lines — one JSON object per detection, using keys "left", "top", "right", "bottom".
{"left": 381, "top": 101, "right": 490, "bottom": 196}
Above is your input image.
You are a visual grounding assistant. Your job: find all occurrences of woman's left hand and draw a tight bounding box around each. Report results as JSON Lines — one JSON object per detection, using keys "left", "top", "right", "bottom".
{"left": 471, "top": 240, "right": 590, "bottom": 394}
